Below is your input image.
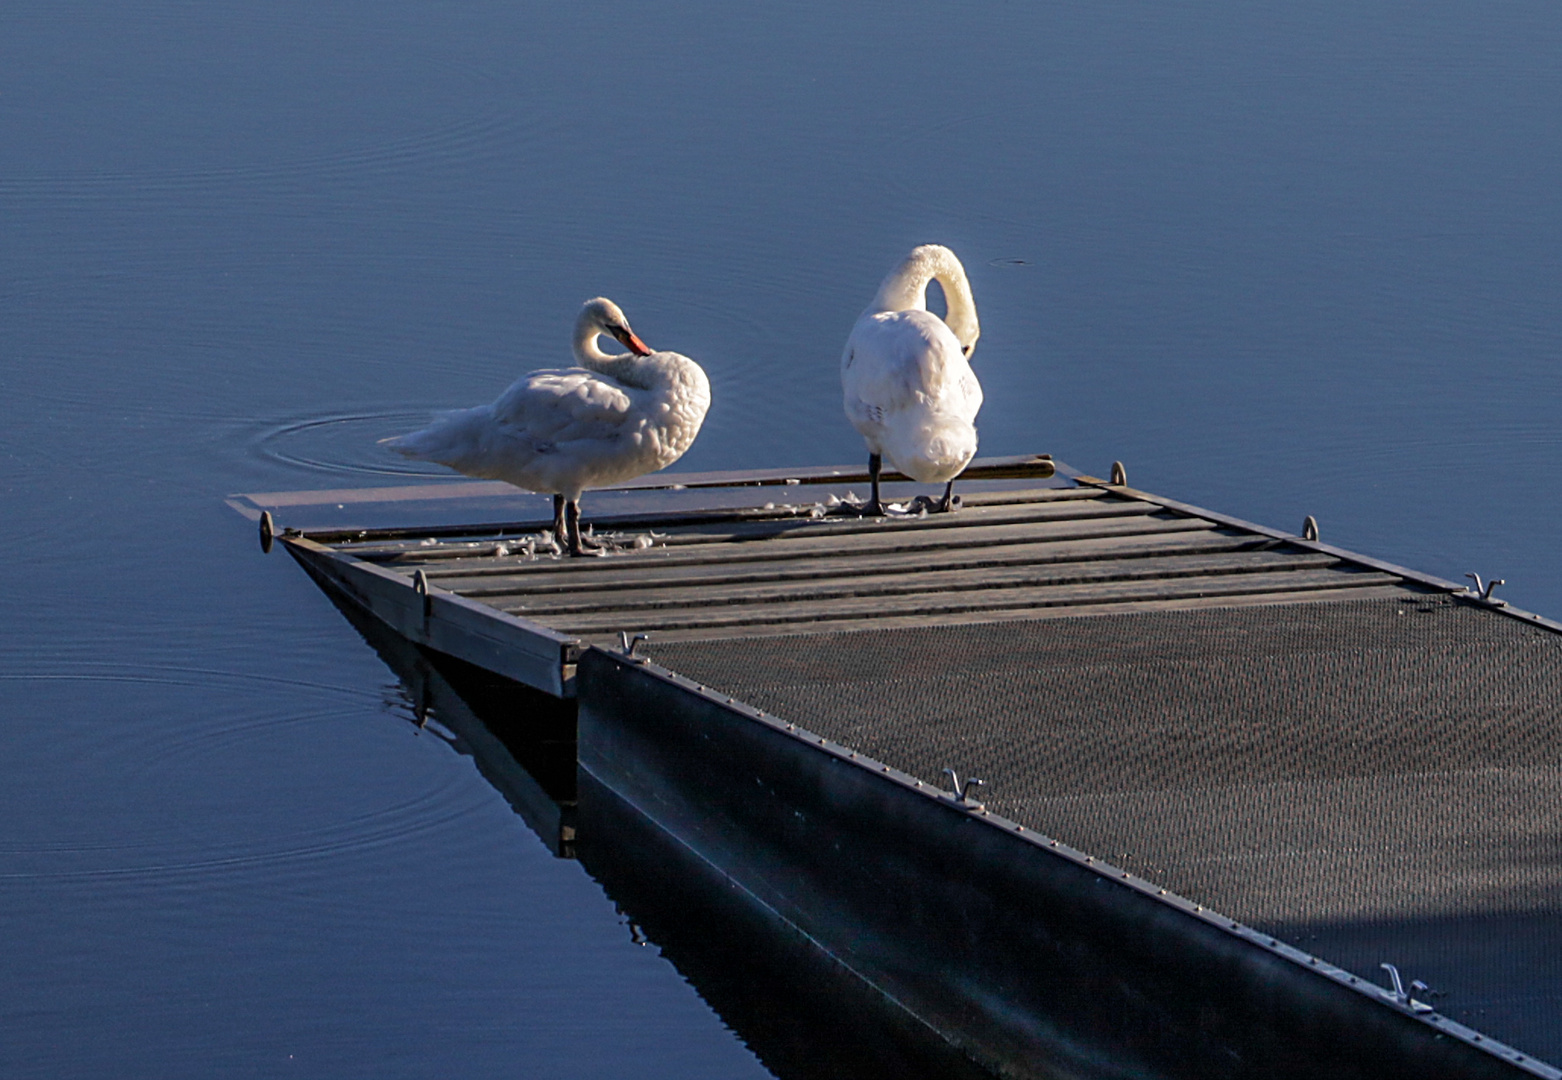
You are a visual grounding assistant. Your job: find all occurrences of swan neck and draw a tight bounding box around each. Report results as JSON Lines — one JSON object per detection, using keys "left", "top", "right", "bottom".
{"left": 869, "top": 245, "right": 979, "bottom": 349}
{"left": 573, "top": 320, "right": 618, "bottom": 366}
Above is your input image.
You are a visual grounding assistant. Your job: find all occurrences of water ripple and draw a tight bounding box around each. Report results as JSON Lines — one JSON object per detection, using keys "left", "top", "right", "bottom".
{"left": 248, "top": 410, "right": 458, "bottom": 480}
{"left": 0, "top": 666, "right": 490, "bottom": 884}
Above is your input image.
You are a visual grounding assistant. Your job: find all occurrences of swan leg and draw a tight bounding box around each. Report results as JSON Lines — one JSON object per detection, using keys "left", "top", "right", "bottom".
{"left": 552, "top": 495, "right": 569, "bottom": 550}
{"left": 936, "top": 479, "right": 958, "bottom": 513}
{"left": 565, "top": 498, "right": 604, "bottom": 556}
{"left": 862, "top": 453, "right": 887, "bottom": 516}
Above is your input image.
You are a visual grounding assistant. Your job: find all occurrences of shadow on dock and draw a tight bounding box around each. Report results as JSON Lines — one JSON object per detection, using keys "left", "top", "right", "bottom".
{"left": 326, "top": 590, "right": 1004, "bottom": 1080}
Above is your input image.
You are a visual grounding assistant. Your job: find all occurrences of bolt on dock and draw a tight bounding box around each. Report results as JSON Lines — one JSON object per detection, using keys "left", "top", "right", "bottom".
{"left": 236, "top": 454, "right": 1562, "bottom": 1079}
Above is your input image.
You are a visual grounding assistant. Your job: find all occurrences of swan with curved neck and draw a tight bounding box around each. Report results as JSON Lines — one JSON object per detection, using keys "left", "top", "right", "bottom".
{"left": 841, "top": 244, "right": 983, "bottom": 514}
{"left": 384, "top": 297, "right": 711, "bottom": 554}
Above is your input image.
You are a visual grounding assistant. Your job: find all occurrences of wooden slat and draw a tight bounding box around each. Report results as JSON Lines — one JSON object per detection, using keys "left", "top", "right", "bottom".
{"left": 320, "top": 489, "right": 1100, "bottom": 557}
{"left": 622, "top": 497, "right": 1161, "bottom": 548}
{"left": 493, "top": 552, "right": 1345, "bottom": 616}
{"left": 242, "top": 452, "right": 1059, "bottom": 512}
{"left": 545, "top": 568, "right": 1405, "bottom": 636}
{"left": 1073, "top": 476, "right": 1476, "bottom": 597}
{"left": 931, "top": 487, "right": 1103, "bottom": 507}
{"left": 623, "top": 584, "right": 1428, "bottom": 645}
{"left": 611, "top": 451, "right": 1056, "bottom": 489}
{"left": 345, "top": 493, "right": 1146, "bottom": 562}
{"left": 438, "top": 530, "right": 1275, "bottom": 596}
{"left": 387, "top": 516, "right": 1220, "bottom": 584}
{"left": 306, "top": 485, "right": 1101, "bottom": 549}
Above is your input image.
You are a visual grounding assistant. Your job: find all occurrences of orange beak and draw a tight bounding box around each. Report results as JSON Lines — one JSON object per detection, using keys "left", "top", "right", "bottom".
{"left": 611, "top": 325, "right": 654, "bottom": 356}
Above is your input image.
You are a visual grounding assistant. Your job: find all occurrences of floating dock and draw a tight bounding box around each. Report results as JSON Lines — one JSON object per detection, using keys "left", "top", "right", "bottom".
{"left": 236, "top": 455, "right": 1562, "bottom": 1079}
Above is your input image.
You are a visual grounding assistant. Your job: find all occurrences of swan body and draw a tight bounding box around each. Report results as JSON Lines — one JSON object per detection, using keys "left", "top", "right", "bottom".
{"left": 841, "top": 244, "right": 982, "bottom": 512}
{"left": 384, "top": 297, "right": 710, "bottom": 552}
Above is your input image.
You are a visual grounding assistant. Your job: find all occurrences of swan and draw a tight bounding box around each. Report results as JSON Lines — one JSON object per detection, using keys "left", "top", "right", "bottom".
{"left": 841, "top": 244, "right": 983, "bottom": 515}
{"left": 383, "top": 297, "right": 711, "bottom": 555}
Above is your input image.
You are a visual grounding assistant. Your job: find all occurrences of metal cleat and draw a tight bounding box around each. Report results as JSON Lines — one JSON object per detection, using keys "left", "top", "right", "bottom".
{"left": 1464, "top": 573, "right": 1507, "bottom": 606}
{"left": 618, "top": 631, "right": 650, "bottom": 662}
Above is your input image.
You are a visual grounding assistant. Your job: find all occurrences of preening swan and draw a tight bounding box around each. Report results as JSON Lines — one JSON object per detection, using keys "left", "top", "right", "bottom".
{"left": 841, "top": 244, "right": 983, "bottom": 515}
{"left": 383, "top": 298, "right": 711, "bottom": 555}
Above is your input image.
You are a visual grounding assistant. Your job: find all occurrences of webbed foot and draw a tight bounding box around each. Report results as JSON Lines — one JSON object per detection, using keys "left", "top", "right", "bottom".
{"left": 909, "top": 481, "right": 960, "bottom": 514}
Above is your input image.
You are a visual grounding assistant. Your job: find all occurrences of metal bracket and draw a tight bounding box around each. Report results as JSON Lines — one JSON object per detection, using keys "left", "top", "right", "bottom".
{"left": 941, "top": 768, "right": 987, "bottom": 808}
{"left": 1379, "top": 963, "right": 1435, "bottom": 1013}
{"left": 618, "top": 631, "right": 650, "bottom": 663}
{"left": 1464, "top": 573, "right": 1507, "bottom": 606}
{"left": 413, "top": 569, "right": 431, "bottom": 619}
{"left": 1301, "top": 515, "right": 1319, "bottom": 542}
{"left": 1109, "top": 461, "right": 1127, "bottom": 486}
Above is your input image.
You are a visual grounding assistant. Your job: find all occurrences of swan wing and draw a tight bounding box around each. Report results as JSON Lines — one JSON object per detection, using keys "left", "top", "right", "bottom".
{"left": 842, "top": 310, "right": 983, "bottom": 482}
{"left": 490, "top": 367, "right": 637, "bottom": 444}
{"left": 843, "top": 310, "right": 980, "bottom": 419}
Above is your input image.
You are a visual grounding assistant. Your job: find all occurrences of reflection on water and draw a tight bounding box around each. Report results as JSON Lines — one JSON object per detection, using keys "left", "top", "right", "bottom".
{"left": 326, "top": 590, "right": 580, "bottom": 858}
{"left": 578, "top": 779, "right": 1005, "bottom": 1080}
{"left": 335, "top": 592, "right": 1001, "bottom": 1080}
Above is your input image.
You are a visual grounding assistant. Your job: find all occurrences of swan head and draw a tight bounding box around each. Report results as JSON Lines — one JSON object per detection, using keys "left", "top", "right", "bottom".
{"left": 579, "top": 297, "right": 653, "bottom": 358}
{"left": 954, "top": 318, "right": 980, "bottom": 358}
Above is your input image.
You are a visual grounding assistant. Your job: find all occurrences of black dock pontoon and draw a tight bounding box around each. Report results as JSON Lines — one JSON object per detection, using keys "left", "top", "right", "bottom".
{"left": 235, "top": 456, "right": 1562, "bottom": 1079}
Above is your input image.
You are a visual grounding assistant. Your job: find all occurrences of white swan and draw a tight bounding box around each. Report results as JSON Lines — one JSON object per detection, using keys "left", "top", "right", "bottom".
{"left": 841, "top": 244, "right": 983, "bottom": 515}
{"left": 383, "top": 298, "right": 711, "bottom": 555}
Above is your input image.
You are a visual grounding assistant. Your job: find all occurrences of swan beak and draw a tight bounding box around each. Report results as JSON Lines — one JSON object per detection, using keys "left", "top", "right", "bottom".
{"left": 611, "top": 325, "right": 655, "bottom": 357}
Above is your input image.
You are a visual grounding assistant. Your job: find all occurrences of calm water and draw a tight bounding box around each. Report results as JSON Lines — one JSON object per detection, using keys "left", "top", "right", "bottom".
{"left": 4, "top": 1, "right": 1560, "bottom": 1075}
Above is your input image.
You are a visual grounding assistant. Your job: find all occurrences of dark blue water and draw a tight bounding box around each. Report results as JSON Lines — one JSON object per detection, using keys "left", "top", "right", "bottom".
{"left": 4, "top": 2, "right": 1560, "bottom": 1075}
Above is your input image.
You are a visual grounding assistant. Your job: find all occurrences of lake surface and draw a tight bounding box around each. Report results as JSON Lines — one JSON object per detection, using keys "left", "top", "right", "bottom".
{"left": 3, "top": 1, "right": 1560, "bottom": 1075}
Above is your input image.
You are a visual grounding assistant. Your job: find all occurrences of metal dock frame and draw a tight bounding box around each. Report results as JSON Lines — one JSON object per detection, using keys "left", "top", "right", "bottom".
{"left": 577, "top": 648, "right": 1550, "bottom": 1080}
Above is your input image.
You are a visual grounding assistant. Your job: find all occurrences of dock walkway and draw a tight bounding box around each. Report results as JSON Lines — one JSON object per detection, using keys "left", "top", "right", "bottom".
{"left": 240, "top": 456, "right": 1562, "bottom": 1079}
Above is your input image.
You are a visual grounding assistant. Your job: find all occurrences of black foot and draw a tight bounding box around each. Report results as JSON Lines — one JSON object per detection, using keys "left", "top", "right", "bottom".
{"left": 569, "top": 532, "right": 606, "bottom": 557}
{"left": 911, "top": 479, "right": 960, "bottom": 514}
{"left": 830, "top": 497, "right": 887, "bottom": 517}
{"left": 827, "top": 455, "right": 905, "bottom": 517}
{"left": 907, "top": 493, "right": 960, "bottom": 514}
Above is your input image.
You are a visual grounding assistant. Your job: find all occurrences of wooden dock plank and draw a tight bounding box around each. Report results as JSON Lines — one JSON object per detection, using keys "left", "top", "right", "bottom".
{"left": 489, "top": 552, "right": 1347, "bottom": 615}
{"left": 391, "top": 516, "right": 1223, "bottom": 579}
{"left": 542, "top": 567, "right": 1405, "bottom": 636}
{"left": 622, "top": 584, "right": 1428, "bottom": 644}
{"left": 644, "top": 498, "right": 1166, "bottom": 547}
{"left": 432, "top": 530, "right": 1274, "bottom": 595}
{"left": 935, "top": 487, "right": 1105, "bottom": 507}
{"left": 342, "top": 494, "right": 1159, "bottom": 562}
{"left": 235, "top": 453, "right": 1056, "bottom": 514}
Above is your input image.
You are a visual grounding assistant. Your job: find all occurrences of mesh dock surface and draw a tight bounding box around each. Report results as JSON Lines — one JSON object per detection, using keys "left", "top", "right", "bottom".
{"left": 646, "top": 597, "right": 1562, "bottom": 1061}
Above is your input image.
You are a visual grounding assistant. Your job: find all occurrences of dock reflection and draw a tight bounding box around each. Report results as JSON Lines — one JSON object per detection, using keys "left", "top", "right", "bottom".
{"left": 329, "top": 593, "right": 999, "bottom": 1080}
